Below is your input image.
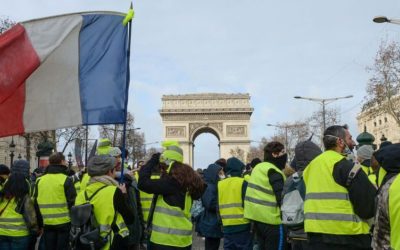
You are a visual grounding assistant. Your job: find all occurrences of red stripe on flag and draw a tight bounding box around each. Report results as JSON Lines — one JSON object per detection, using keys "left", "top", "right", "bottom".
{"left": 0, "top": 24, "right": 40, "bottom": 137}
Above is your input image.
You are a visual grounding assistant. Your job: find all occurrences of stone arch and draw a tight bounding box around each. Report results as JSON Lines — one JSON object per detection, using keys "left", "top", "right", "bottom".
{"left": 159, "top": 93, "right": 253, "bottom": 167}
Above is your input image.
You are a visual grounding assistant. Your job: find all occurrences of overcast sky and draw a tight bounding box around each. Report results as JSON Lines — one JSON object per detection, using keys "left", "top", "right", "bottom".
{"left": 3, "top": 0, "right": 400, "bottom": 168}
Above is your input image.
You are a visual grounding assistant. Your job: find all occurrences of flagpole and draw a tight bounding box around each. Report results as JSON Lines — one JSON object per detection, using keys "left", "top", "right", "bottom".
{"left": 120, "top": 2, "right": 134, "bottom": 183}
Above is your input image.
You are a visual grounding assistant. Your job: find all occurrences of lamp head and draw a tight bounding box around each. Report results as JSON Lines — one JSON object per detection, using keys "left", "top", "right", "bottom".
{"left": 373, "top": 16, "right": 389, "bottom": 23}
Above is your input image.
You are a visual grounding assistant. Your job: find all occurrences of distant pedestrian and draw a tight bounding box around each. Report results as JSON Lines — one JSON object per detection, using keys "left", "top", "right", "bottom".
{"left": 357, "top": 145, "right": 376, "bottom": 185}
{"left": 0, "top": 160, "right": 39, "bottom": 250}
{"left": 0, "top": 164, "right": 10, "bottom": 191}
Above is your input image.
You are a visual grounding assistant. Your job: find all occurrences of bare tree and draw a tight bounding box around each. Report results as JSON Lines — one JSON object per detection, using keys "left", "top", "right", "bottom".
{"left": 99, "top": 112, "right": 145, "bottom": 162}
{"left": 306, "top": 107, "right": 341, "bottom": 146}
{"left": 0, "top": 17, "right": 15, "bottom": 34}
{"left": 365, "top": 41, "right": 400, "bottom": 127}
{"left": 56, "top": 127, "right": 88, "bottom": 153}
{"left": 229, "top": 147, "right": 246, "bottom": 163}
{"left": 247, "top": 137, "right": 268, "bottom": 162}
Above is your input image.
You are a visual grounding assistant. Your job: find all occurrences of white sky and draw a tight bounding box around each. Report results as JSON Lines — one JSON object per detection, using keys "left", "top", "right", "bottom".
{"left": 3, "top": 0, "right": 400, "bottom": 168}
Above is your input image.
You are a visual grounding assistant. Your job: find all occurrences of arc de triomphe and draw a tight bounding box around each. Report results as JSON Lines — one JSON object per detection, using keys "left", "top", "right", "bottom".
{"left": 159, "top": 93, "right": 253, "bottom": 167}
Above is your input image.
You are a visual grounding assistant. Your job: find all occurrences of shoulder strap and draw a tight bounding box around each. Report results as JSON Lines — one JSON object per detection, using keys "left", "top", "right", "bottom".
{"left": 346, "top": 163, "right": 362, "bottom": 187}
{"left": 84, "top": 185, "right": 108, "bottom": 202}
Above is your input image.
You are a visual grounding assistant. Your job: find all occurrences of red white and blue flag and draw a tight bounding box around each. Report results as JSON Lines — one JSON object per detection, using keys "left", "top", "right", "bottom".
{"left": 0, "top": 12, "right": 129, "bottom": 137}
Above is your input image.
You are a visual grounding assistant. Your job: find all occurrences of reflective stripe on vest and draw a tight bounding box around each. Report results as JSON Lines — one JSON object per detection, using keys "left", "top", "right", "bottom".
{"left": 150, "top": 193, "right": 192, "bottom": 247}
{"left": 218, "top": 177, "right": 249, "bottom": 226}
{"left": 389, "top": 174, "right": 400, "bottom": 250}
{"left": 303, "top": 150, "right": 370, "bottom": 235}
{"left": 37, "top": 173, "right": 70, "bottom": 225}
{"left": 244, "top": 162, "right": 285, "bottom": 225}
{"left": 140, "top": 175, "right": 160, "bottom": 223}
{"left": 0, "top": 198, "right": 29, "bottom": 237}
{"left": 76, "top": 182, "right": 128, "bottom": 250}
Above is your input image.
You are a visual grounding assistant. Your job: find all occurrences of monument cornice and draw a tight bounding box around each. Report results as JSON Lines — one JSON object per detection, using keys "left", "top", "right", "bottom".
{"left": 159, "top": 108, "right": 254, "bottom": 113}
{"left": 162, "top": 93, "right": 250, "bottom": 100}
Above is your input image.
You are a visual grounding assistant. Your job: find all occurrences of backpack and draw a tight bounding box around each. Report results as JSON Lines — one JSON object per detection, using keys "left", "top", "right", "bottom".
{"left": 69, "top": 185, "right": 109, "bottom": 250}
{"left": 281, "top": 172, "right": 306, "bottom": 229}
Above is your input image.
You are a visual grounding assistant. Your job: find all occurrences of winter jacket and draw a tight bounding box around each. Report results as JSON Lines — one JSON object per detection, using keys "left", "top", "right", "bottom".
{"left": 196, "top": 164, "right": 223, "bottom": 238}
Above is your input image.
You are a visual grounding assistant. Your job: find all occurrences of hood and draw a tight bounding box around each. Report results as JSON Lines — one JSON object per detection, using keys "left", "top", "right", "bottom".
{"left": 226, "top": 157, "right": 245, "bottom": 177}
{"left": 374, "top": 143, "right": 400, "bottom": 174}
{"left": 204, "top": 163, "right": 222, "bottom": 184}
{"left": 293, "top": 140, "right": 322, "bottom": 171}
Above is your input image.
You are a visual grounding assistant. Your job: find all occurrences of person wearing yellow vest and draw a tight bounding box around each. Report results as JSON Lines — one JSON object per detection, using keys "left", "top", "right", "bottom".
{"left": 0, "top": 160, "right": 39, "bottom": 249}
{"left": 75, "top": 154, "right": 133, "bottom": 249}
{"left": 97, "top": 138, "right": 112, "bottom": 155}
{"left": 138, "top": 141, "right": 205, "bottom": 249}
{"left": 244, "top": 141, "right": 288, "bottom": 250}
{"left": 218, "top": 157, "right": 252, "bottom": 250}
{"left": 303, "top": 125, "right": 376, "bottom": 250}
{"left": 372, "top": 143, "right": 400, "bottom": 249}
{"left": 34, "top": 152, "right": 77, "bottom": 250}
{"left": 356, "top": 145, "right": 377, "bottom": 187}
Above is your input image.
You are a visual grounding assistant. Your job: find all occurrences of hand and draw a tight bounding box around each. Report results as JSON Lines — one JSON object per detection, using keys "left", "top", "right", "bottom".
{"left": 118, "top": 183, "right": 127, "bottom": 194}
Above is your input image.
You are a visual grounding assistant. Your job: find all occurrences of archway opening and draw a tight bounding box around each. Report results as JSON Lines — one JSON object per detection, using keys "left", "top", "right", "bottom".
{"left": 193, "top": 128, "right": 220, "bottom": 170}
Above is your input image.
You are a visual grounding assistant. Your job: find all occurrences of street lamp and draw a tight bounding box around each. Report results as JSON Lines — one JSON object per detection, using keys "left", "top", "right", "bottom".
{"left": 67, "top": 152, "right": 73, "bottom": 168}
{"left": 9, "top": 137, "right": 15, "bottom": 167}
{"left": 373, "top": 16, "right": 400, "bottom": 25}
{"left": 18, "top": 153, "right": 22, "bottom": 159}
{"left": 294, "top": 95, "right": 353, "bottom": 132}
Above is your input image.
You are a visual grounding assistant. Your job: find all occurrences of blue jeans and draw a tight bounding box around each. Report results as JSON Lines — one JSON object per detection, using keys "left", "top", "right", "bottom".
{"left": 224, "top": 230, "right": 253, "bottom": 250}
{"left": 0, "top": 235, "right": 31, "bottom": 250}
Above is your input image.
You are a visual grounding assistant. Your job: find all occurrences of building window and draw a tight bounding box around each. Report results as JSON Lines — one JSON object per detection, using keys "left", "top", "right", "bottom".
{"left": 379, "top": 120, "right": 382, "bottom": 125}
{"left": 374, "top": 122, "right": 377, "bottom": 127}
{"left": 385, "top": 117, "right": 388, "bottom": 123}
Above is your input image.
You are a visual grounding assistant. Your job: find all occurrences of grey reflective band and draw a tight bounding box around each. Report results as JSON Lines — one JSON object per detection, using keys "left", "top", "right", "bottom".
{"left": 141, "top": 198, "right": 153, "bottom": 201}
{"left": 0, "top": 224, "right": 27, "bottom": 230}
{"left": 42, "top": 212, "right": 69, "bottom": 219}
{"left": 220, "top": 214, "right": 244, "bottom": 219}
{"left": 305, "top": 212, "right": 360, "bottom": 222}
{"left": 166, "top": 146, "right": 183, "bottom": 155}
{"left": 245, "top": 196, "right": 276, "bottom": 207}
{"left": 0, "top": 218, "right": 25, "bottom": 223}
{"left": 142, "top": 208, "right": 150, "bottom": 212}
{"left": 247, "top": 183, "right": 274, "bottom": 195}
{"left": 39, "top": 203, "right": 68, "bottom": 208}
{"left": 152, "top": 224, "right": 192, "bottom": 236}
{"left": 306, "top": 192, "right": 349, "bottom": 200}
{"left": 219, "top": 203, "right": 242, "bottom": 209}
{"left": 155, "top": 207, "right": 184, "bottom": 217}
{"left": 119, "top": 230, "right": 129, "bottom": 237}
{"left": 99, "top": 224, "right": 112, "bottom": 232}
{"left": 118, "top": 222, "right": 127, "bottom": 229}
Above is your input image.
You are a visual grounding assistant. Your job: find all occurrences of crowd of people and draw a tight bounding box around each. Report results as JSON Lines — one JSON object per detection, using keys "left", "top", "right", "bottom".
{"left": 0, "top": 124, "right": 399, "bottom": 250}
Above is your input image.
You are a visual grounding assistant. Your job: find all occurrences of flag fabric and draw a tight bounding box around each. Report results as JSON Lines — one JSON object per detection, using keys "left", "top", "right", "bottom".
{"left": 0, "top": 12, "right": 129, "bottom": 138}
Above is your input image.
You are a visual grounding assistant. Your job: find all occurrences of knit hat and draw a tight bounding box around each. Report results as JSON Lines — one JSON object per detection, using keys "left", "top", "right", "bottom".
{"left": 160, "top": 141, "right": 183, "bottom": 163}
{"left": 357, "top": 145, "right": 374, "bottom": 161}
{"left": 226, "top": 157, "right": 245, "bottom": 177}
{"left": 87, "top": 155, "right": 116, "bottom": 177}
{"left": 109, "top": 147, "right": 122, "bottom": 157}
{"left": 11, "top": 160, "right": 30, "bottom": 178}
{"left": 0, "top": 164, "right": 10, "bottom": 175}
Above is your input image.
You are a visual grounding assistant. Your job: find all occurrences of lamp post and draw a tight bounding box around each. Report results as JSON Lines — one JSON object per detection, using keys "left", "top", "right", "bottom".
{"left": 373, "top": 16, "right": 400, "bottom": 25}
{"left": 18, "top": 153, "right": 22, "bottom": 159}
{"left": 9, "top": 137, "right": 15, "bottom": 167}
{"left": 67, "top": 152, "right": 73, "bottom": 168}
{"left": 294, "top": 95, "right": 353, "bottom": 132}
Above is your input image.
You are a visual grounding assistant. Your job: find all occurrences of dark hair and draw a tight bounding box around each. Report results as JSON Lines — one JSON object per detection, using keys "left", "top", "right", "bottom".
{"left": 49, "top": 152, "right": 65, "bottom": 165}
{"left": 170, "top": 162, "right": 205, "bottom": 199}
{"left": 323, "top": 125, "right": 346, "bottom": 150}
{"left": 1, "top": 174, "right": 30, "bottom": 203}
{"left": 264, "top": 142, "right": 284, "bottom": 161}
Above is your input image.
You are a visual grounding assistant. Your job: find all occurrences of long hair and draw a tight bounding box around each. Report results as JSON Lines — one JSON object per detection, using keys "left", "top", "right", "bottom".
{"left": 1, "top": 174, "right": 30, "bottom": 203}
{"left": 169, "top": 162, "right": 205, "bottom": 199}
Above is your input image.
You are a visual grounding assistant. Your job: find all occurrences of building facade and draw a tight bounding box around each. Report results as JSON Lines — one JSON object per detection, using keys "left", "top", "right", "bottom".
{"left": 0, "top": 136, "right": 40, "bottom": 171}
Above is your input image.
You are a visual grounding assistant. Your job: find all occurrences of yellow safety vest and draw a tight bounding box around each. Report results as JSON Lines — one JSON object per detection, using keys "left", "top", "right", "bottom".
{"left": 76, "top": 182, "right": 129, "bottom": 250}
{"left": 150, "top": 193, "right": 193, "bottom": 247}
{"left": 80, "top": 173, "right": 90, "bottom": 192}
{"left": 361, "top": 164, "right": 377, "bottom": 187}
{"left": 389, "top": 174, "right": 400, "bottom": 250}
{"left": 0, "top": 197, "right": 29, "bottom": 237}
{"left": 303, "top": 150, "right": 370, "bottom": 235}
{"left": 218, "top": 177, "right": 249, "bottom": 226}
{"left": 139, "top": 173, "right": 160, "bottom": 223}
{"left": 36, "top": 173, "right": 70, "bottom": 225}
{"left": 244, "top": 162, "right": 285, "bottom": 225}
{"left": 377, "top": 167, "right": 387, "bottom": 188}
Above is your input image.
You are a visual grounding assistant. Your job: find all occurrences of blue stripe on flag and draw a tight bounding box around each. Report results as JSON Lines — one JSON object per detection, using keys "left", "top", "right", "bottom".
{"left": 79, "top": 14, "right": 128, "bottom": 125}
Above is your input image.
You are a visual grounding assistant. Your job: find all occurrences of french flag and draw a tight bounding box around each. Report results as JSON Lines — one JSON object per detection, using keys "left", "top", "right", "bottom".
{"left": 0, "top": 12, "right": 129, "bottom": 138}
